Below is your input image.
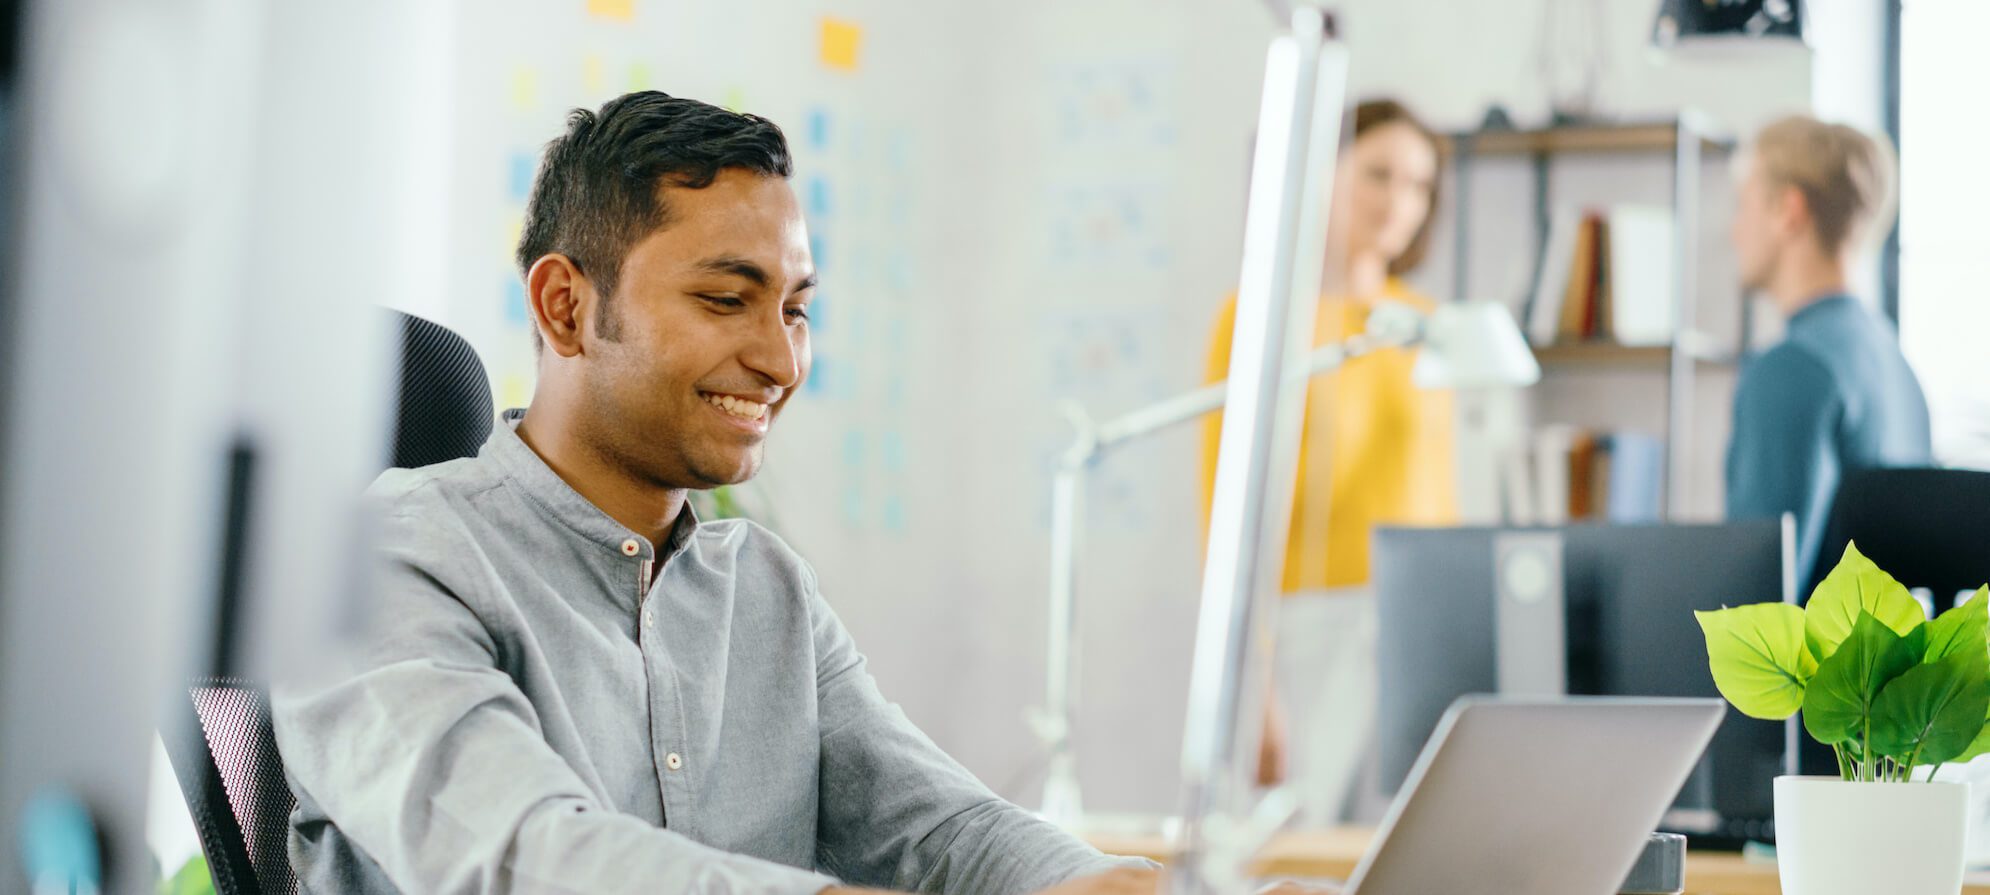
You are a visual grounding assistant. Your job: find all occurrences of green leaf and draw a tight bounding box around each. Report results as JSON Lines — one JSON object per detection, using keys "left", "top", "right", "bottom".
{"left": 1923, "top": 587, "right": 1990, "bottom": 663}
{"left": 1870, "top": 648, "right": 1990, "bottom": 765}
{"left": 1948, "top": 712, "right": 1990, "bottom": 765}
{"left": 1805, "top": 542, "right": 1925, "bottom": 660}
{"left": 162, "top": 855, "right": 213, "bottom": 895}
{"left": 1803, "top": 612, "right": 1921, "bottom": 745}
{"left": 1695, "top": 603, "right": 1818, "bottom": 720}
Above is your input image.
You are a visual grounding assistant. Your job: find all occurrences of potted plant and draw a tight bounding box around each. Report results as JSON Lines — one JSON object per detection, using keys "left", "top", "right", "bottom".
{"left": 1696, "top": 542, "right": 1990, "bottom": 895}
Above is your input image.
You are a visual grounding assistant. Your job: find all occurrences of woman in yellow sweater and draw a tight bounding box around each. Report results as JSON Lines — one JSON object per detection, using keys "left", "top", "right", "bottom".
{"left": 1201, "top": 99, "right": 1455, "bottom": 824}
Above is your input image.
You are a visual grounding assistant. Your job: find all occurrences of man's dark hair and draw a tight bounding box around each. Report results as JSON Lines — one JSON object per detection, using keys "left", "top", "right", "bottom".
{"left": 516, "top": 91, "right": 792, "bottom": 341}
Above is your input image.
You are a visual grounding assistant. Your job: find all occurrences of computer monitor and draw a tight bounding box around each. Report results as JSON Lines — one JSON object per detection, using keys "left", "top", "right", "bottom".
{"left": 1373, "top": 520, "right": 1795, "bottom": 845}
{"left": 0, "top": 5, "right": 418, "bottom": 890}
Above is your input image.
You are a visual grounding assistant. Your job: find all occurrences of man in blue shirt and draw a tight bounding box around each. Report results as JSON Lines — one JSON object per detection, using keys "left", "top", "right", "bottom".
{"left": 1725, "top": 115, "right": 1932, "bottom": 588}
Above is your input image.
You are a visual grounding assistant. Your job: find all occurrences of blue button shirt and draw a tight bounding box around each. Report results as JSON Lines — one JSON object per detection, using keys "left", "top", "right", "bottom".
{"left": 1725, "top": 295, "right": 1932, "bottom": 587}
{"left": 273, "top": 412, "right": 1142, "bottom": 894}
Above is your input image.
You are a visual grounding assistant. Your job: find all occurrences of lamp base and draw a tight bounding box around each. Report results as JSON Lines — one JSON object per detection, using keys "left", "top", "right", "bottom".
{"left": 1618, "top": 831, "right": 1687, "bottom": 895}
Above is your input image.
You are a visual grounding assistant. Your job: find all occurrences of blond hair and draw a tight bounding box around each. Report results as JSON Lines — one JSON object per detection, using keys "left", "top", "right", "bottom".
{"left": 1749, "top": 115, "right": 1898, "bottom": 256}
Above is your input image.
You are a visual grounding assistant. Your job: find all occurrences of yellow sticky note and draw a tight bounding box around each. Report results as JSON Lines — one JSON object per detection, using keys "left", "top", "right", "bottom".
{"left": 722, "top": 86, "right": 747, "bottom": 112}
{"left": 503, "top": 213, "right": 524, "bottom": 258}
{"left": 819, "top": 18, "right": 862, "bottom": 72}
{"left": 510, "top": 66, "right": 538, "bottom": 111}
{"left": 628, "top": 63, "right": 652, "bottom": 91}
{"left": 583, "top": 54, "right": 606, "bottom": 94}
{"left": 499, "top": 375, "right": 533, "bottom": 410}
{"left": 587, "top": 0, "right": 634, "bottom": 22}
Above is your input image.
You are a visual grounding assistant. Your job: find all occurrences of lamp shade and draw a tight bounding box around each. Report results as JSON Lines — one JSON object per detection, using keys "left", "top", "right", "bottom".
{"left": 1652, "top": 0, "right": 1804, "bottom": 49}
{"left": 1410, "top": 301, "right": 1541, "bottom": 390}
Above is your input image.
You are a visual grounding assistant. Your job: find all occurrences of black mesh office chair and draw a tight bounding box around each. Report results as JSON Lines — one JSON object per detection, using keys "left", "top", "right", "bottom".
{"left": 1808, "top": 467, "right": 1990, "bottom": 600}
{"left": 164, "top": 310, "right": 494, "bottom": 895}
{"left": 1797, "top": 466, "right": 1990, "bottom": 778}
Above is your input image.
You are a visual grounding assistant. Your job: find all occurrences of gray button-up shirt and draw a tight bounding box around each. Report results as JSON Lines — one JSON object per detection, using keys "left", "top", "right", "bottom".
{"left": 273, "top": 412, "right": 1135, "bottom": 894}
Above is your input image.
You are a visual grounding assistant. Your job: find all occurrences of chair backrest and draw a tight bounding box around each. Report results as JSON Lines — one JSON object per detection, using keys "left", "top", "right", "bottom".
{"left": 1811, "top": 467, "right": 1990, "bottom": 599}
{"left": 165, "top": 310, "right": 494, "bottom": 894}
{"left": 389, "top": 308, "right": 497, "bottom": 469}
{"left": 169, "top": 678, "right": 298, "bottom": 895}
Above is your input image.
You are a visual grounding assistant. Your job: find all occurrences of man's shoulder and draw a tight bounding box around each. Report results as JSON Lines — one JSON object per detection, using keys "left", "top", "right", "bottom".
{"left": 693, "top": 516, "right": 810, "bottom": 571}
{"left": 362, "top": 456, "right": 510, "bottom": 552}
{"left": 366, "top": 455, "right": 502, "bottom": 511}
{"left": 1742, "top": 340, "right": 1844, "bottom": 403}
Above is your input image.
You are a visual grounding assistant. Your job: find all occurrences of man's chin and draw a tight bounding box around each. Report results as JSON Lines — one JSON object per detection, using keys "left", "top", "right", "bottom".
{"left": 688, "top": 452, "right": 763, "bottom": 489}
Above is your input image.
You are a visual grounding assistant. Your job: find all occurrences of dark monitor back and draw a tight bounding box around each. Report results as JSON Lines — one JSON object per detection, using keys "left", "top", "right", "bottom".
{"left": 1373, "top": 521, "right": 1792, "bottom": 844}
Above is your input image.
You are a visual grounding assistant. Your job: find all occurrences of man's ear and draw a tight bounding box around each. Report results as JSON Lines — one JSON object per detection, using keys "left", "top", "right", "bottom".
{"left": 1775, "top": 182, "right": 1813, "bottom": 243}
{"left": 527, "top": 254, "right": 591, "bottom": 358}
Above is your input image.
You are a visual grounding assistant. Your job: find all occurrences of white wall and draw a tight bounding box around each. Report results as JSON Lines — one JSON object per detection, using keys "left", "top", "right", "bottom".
{"left": 422, "top": 1, "right": 1815, "bottom": 817}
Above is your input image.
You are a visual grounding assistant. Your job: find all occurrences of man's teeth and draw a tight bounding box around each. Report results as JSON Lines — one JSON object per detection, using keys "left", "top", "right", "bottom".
{"left": 702, "top": 393, "right": 768, "bottom": 420}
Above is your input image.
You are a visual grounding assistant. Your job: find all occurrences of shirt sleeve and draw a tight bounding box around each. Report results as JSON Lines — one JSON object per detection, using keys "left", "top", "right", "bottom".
{"left": 271, "top": 508, "right": 843, "bottom": 895}
{"left": 1725, "top": 346, "right": 1844, "bottom": 579}
{"left": 805, "top": 566, "right": 1150, "bottom": 895}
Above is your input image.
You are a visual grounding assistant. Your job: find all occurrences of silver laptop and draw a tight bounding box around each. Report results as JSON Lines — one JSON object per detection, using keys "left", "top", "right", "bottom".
{"left": 1341, "top": 697, "right": 1724, "bottom": 895}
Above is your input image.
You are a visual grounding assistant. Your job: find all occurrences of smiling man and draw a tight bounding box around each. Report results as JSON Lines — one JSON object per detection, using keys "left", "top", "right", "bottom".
{"left": 271, "top": 92, "right": 1154, "bottom": 895}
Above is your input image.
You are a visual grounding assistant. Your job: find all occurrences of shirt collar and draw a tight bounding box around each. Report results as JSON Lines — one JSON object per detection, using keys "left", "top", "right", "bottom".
{"left": 1789, "top": 293, "right": 1860, "bottom": 331}
{"left": 484, "top": 408, "right": 700, "bottom": 563}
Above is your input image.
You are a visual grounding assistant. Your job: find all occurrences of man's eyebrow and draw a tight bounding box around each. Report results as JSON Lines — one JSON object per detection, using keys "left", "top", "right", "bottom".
{"left": 692, "top": 255, "right": 771, "bottom": 288}
{"left": 794, "top": 273, "right": 819, "bottom": 294}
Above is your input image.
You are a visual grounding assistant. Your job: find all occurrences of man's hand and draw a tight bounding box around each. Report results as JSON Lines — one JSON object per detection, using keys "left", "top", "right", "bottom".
{"left": 828, "top": 869, "right": 1340, "bottom": 895}
{"left": 1256, "top": 880, "right": 1343, "bottom": 895}
{"left": 1027, "top": 869, "right": 1341, "bottom": 895}
{"left": 1033, "top": 867, "right": 1162, "bottom": 895}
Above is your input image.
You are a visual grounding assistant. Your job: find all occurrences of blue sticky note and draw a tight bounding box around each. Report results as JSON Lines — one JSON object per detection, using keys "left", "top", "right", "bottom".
{"left": 805, "top": 356, "right": 828, "bottom": 394}
{"left": 505, "top": 279, "right": 528, "bottom": 325}
{"left": 880, "top": 431, "right": 905, "bottom": 472}
{"left": 806, "top": 176, "right": 831, "bottom": 217}
{"left": 842, "top": 430, "right": 865, "bottom": 468}
{"left": 842, "top": 487, "right": 864, "bottom": 526}
{"left": 809, "top": 233, "right": 828, "bottom": 270}
{"left": 807, "top": 107, "right": 830, "bottom": 151}
{"left": 806, "top": 294, "right": 825, "bottom": 333}
{"left": 881, "top": 494, "right": 905, "bottom": 532}
{"left": 509, "top": 151, "right": 536, "bottom": 200}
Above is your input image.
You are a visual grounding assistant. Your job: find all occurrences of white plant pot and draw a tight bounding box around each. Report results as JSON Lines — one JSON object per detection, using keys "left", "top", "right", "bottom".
{"left": 1775, "top": 775, "right": 1968, "bottom": 895}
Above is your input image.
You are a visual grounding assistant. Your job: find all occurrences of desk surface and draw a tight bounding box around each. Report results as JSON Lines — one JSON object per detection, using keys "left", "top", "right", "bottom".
{"left": 1084, "top": 828, "right": 1990, "bottom": 895}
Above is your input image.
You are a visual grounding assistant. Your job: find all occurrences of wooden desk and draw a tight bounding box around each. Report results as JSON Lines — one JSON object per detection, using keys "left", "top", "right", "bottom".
{"left": 1084, "top": 828, "right": 1990, "bottom": 895}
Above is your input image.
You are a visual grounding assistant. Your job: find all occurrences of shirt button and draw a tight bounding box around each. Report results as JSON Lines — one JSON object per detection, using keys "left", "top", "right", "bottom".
{"left": 642, "top": 610, "right": 654, "bottom": 628}
{"left": 665, "top": 752, "right": 683, "bottom": 771}
{"left": 620, "top": 538, "right": 640, "bottom": 556}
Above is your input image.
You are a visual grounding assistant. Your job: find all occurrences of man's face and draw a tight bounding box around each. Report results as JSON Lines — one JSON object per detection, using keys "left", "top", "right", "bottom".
{"left": 580, "top": 169, "right": 813, "bottom": 490}
{"left": 1730, "top": 152, "right": 1782, "bottom": 293}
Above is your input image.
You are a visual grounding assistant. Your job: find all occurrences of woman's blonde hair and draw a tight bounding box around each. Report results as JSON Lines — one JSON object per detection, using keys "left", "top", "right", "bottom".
{"left": 1749, "top": 115, "right": 1898, "bottom": 256}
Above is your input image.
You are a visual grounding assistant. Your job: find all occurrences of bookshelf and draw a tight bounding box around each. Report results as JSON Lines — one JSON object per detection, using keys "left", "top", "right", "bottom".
{"left": 1446, "top": 116, "right": 1738, "bottom": 520}
{"left": 1443, "top": 122, "right": 1732, "bottom": 157}
{"left": 1532, "top": 342, "right": 1738, "bottom": 368}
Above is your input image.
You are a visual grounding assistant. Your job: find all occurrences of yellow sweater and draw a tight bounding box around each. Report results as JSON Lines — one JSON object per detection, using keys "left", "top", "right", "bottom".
{"left": 1200, "top": 283, "right": 1458, "bottom": 591}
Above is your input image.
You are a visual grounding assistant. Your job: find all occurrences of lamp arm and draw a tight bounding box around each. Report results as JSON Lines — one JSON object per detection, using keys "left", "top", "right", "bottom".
{"left": 1084, "top": 328, "right": 1418, "bottom": 461}
{"left": 1031, "top": 319, "right": 1420, "bottom": 826}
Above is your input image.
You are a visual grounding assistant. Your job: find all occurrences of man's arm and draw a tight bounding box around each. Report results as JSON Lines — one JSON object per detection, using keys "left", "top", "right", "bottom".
{"left": 804, "top": 565, "right": 1152, "bottom": 895}
{"left": 272, "top": 510, "right": 843, "bottom": 895}
{"left": 1724, "top": 347, "right": 1843, "bottom": 574}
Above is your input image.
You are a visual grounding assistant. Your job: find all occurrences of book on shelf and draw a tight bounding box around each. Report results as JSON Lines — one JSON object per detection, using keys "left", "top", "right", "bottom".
{"left": 1500, "top": 427, "right": 1663, "bottom": 525}
{"left": 1523, "top": 205, "right": 1676, "bottom": 348}
{"left": 1525, "top": 207, "right": 1582, "bottom": 345}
